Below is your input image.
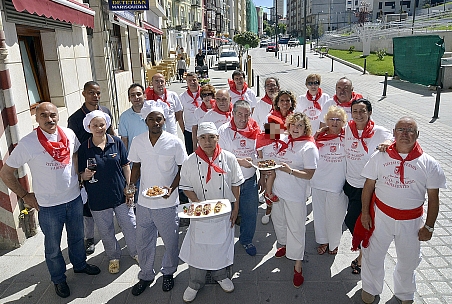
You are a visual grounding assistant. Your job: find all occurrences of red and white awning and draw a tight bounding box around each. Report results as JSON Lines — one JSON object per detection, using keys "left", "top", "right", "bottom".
{"left": 142, "top": 21, "right": 163, "bottom": 35}
{"left": 12, "top": 0, "right": 95, "bottom": 28}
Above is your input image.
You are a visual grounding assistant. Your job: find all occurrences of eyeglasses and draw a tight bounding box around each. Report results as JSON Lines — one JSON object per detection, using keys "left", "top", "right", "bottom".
{"left": 328, "top": 118, "right": 343, "bottom": 122}
{"left": 265, "top": 84, "right": 278, "bottom": 88}
{"left": 201, "top": 93, "right": 214, "bottom": 98}
{"left": 395, "top": 128, "right": 417, "bottom": 134}
{"left": 307, "top": 81, "right": 320, "bottom": 86}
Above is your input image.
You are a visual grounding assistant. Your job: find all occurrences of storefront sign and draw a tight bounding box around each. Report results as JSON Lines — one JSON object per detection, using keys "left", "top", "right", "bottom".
{"left": 109, "top": 0, "right": 149, "bottom": 11}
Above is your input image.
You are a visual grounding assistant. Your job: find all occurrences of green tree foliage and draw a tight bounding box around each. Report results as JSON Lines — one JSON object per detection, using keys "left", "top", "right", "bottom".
{"left": 233, "top": 31, "right": 260, "bottom": 57}
{"left": 278, "top": 23, "right": 287, "bottom": 35}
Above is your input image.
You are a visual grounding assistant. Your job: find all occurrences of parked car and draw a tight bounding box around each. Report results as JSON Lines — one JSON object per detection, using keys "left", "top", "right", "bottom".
{"left": 266, "top": 42, "right": 279, "bottom": 52}
{"left": 288, "top": 38, "right": 300, "bottom": 47}
{"left": 217, "top": 50, "right": 239, "bottom": 70}
{"left": 260, "top": 40, "right": 269, "bottom": 48}
{"left": 278, "top": 37, "right": 290, "bottom": 44}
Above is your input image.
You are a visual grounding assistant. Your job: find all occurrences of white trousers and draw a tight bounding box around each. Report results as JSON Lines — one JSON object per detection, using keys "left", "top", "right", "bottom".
{"left": 311, "top": 188, "right": 347, "bottom": 251}
{"left": 271, "top": 197, "right": 306, "bottom": 260}
{"left": 362, "top": 207, "right": 422, "bottom": 301}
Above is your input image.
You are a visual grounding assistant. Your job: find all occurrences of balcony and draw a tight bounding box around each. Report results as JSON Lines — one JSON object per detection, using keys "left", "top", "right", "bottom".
{"left": 148, "top": 0, "right": 165, "bottom": 17}
{"left": 191, "top": 0, "right": 201, "bottom": 7}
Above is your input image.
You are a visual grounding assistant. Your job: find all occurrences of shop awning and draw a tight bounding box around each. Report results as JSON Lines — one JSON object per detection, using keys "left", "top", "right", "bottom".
{"left": 11, "top": 0, "right": 95, "bottom": 28}
{"left": 113, "top": 14, "right": 147, "bottom": 33}
{"left": 142, "top": 21, "right": 163, "bottom": 35}
{"left": 208, "top": 37, "right": 229, "bottom": 43}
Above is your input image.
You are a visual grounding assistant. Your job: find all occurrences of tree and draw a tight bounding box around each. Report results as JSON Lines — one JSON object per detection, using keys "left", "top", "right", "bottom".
{"left": 233, "top": 31, "right": 259, "bottom": 58}
{"left": 263, "top": 20, "right": 274, "bottom": 36}
{"left": 278, "top": 23, "right": 287, "bottom": 35}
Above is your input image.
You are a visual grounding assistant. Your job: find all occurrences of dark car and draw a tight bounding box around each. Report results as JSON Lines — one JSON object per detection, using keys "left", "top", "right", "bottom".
{"left": 266, "top": 42, "right": 279, "bottom": 52}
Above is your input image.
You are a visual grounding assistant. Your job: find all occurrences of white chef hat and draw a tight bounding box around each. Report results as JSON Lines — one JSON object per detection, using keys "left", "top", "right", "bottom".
{"left": 83, "top": 110, "right": 111, "bottom": 133}
{"left": 140, "top": 100, "right": 165, "bottom": 120}
{"left": 197, "top": 122, "right": 218, "bottom": 136}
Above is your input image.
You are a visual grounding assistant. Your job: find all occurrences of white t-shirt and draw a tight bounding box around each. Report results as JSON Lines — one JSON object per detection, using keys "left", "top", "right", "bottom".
{"left": 193, "top": 107, "right": 209, "bottom": 123}
{"left": 149, "top": 90, "right": 183, "bottom": 135}
{"left": 295, "top": 92, "right": 331, "bottom": 132}
{"left": 252, "top": 99, "right": 273, "bottom": 130}
{"left": 229, "top": 88, "right": 258, "bottom": 108}
{"left": 273, "top": 136, "right": 319, "bottom": 202}
{"left": 361, "top": 150, "right": 446, "bottom": 209}
{"left": 180, "top": 89, "right": 202, "bottom": 132}
{"left": 310, "top": 136, "right": 346, "bottom": 193}
{"left": 128, "top": 131, "right": 188, "bottom": 209}
{"left": 6, "top": 127, "right": 81, "bottom": 207}
{"left": 345, "top": 123, "right": 393, "bottom": 188}
{"left": 198, "top": 110, "right": 232, "bottom": 129}
{"left": 218, "top": 122, "right": 258, "bottom": 180}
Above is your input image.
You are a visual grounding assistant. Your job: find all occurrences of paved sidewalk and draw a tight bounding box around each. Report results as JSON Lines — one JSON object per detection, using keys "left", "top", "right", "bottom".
{"left": 0, "top": 49, "right": 450, "bottom": 304}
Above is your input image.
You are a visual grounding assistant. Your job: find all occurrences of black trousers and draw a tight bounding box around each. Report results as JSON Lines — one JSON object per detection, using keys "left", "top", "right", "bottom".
{"left": 343, "top": 180, "right": 363, "bottom": 235}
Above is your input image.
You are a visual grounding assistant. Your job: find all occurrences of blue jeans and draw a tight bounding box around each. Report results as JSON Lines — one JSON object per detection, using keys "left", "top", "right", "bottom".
{"left": 38, "top": 195, "right": 86, "bottom": 284}
{"left": 239, "top": 174, "right": 259, "bottom": 245}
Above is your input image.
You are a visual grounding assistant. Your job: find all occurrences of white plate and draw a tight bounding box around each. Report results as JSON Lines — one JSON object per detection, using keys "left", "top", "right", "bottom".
{"left": 251, "top": 159, "right": 282, "bottom": 171}
{"left": 177, "top": 199, "right": 231, "bottom": 219}
{"left": 142, "top": 187, "right": 168, "bottom": 198}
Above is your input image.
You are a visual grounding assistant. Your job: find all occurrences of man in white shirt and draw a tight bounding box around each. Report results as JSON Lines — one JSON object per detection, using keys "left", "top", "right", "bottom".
{"left": 356, "top": 117, "right": 446, "bottom": 304}
{"left": 179, "top": 122, "right": 244, "bottom": 302}
{"left": 218, "top": 100, "right": 261, "bottom": 256}
{"left": 0, "top": 102, "right": 101, "bottom": 298}
{"left": 252, "top": 77, "right": 280, "bottom": 129}
{"left": 179, "top": 72, "right": 202, "bottom": 155}
{"left": 228, "top": 70, "right": 258, "bottom": 108}
{"left": 145, "top": 73, "right": 184, "bottom": 135}
{"left": 128, "top": 104, "right": 188, "bottom": 296}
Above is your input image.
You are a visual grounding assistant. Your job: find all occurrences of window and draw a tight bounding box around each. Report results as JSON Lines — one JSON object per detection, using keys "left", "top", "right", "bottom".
{"left": 110, "top": 24, "right": 124, "bottom": 71}
{"left": 379, "top": 2, "right": 382, "bottom": 9}
{"left": 17, "top": 26, "right": 50, "bottom": 111}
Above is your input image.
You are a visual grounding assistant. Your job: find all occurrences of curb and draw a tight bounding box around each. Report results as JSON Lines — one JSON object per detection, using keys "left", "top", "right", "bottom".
{"left": 325, "top": 54, "right": 368, "bottom": 74}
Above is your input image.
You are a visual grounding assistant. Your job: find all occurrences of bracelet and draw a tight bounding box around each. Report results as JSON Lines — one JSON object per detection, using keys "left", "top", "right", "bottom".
{"left": 20, "top": 193, "right": 29, "bottom": 199}
{"left": 289, "top": 169, "right": 293, "bottom": 175}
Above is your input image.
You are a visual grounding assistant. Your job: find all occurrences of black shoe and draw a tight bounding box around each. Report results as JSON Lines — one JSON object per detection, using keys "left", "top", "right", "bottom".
{"left": 85, "top": 238, "right": 95, "bottom": 255}
{"left": 54, "top": 281, "right": 70, "bottom": 298}
{"left": 162, "top": 274, "right": 174, "bottom": 292}
{"left": 132, "top": 279, "right": 153, "bottom": 296}
{"left": 74, "top": 263, "right": 101, "bottom": 275}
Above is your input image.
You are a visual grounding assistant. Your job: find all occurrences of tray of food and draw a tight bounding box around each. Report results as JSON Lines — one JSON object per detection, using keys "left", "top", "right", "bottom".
{"left": 178, "top": 199, "right": 231, "bottom": 219}
{"left": 142, "top": 186, "right": 168, "bottom": 198}
{"left": 251, "top": 159, "right": 282, "bottom": 170}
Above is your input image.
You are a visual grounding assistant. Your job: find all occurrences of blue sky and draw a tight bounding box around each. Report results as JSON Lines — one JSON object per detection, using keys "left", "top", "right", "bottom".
{"left": 254, "top": 0, "right": 286, "bottom": 16}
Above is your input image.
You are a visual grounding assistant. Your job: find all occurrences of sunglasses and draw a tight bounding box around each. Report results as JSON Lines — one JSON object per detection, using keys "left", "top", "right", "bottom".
{"left": 307, "top": 81, "right": 320, "bottom": 86}
{"left": 201, "top": 93, "right": 214, "bottom": 98}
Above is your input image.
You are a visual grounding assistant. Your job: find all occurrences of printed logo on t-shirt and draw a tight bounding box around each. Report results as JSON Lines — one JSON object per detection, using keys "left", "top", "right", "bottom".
{"left": 394, "top": 165, "right": 401, "bottom": 176}
{"left": 351, "top": 141, "right": 358, "bottom": 149}
{"left": 330, "top": 146, "right": 337, "bottom": 153}
{"left": 240, "top": 140, "right": 246, "bottom": 147}
{"left": 309, "top": 109, "right": 316, "bottom": 117}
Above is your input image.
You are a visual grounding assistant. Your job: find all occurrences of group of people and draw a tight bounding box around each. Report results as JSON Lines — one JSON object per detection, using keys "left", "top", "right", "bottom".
{"left": 0, "top": 67, "right": 446, "bottom": 304}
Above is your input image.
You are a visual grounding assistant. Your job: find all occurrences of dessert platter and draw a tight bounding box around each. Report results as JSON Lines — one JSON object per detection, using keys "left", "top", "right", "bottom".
{"left": 251, "top": 159, "right": 282, "bottom": 170}
{"left": 142, "top": 186, "right": 169, "bottom": 198}
{"left": 178, "top": 199, "right": 231, "bottom": 219}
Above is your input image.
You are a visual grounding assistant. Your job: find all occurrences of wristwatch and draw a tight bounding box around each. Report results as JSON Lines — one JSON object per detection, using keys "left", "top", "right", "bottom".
{"left": 424, "top": 224, "right": 434, "bottom": 233}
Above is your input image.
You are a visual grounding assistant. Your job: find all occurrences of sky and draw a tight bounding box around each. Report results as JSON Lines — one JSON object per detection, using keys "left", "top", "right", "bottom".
{"left": 254, "top": 0, "right": 286, "bottom": 17}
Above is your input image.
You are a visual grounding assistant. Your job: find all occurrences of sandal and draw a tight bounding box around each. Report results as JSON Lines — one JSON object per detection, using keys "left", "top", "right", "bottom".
{"left": 328, "top": 247, "right": 338, "bottom": 255}
{"left": 317, "top": 244, "right": 328, "bottom": 255}
{"left": 351, "top": 258, "right": 359, "bottom": 269}
{"left": 351, "top": 258, "right": 361, "bottom": 274}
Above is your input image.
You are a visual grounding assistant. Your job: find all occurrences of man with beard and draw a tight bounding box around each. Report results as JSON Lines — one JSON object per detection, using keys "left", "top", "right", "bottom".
{"left": 128, "top": 103, "right": 188, "bottom": 296}
{"left": 179, "top": 72, "right": 202, "bottom": 154}
{"left": 252, "top": 77, "right": 280, "bottom": 129}
{"left": 0, "top": 102, "right": 101, "bottom": 298}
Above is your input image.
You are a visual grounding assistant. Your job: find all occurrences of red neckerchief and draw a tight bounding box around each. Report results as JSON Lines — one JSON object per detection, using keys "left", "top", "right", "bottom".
{"left": 255, "top": 133, "right": 285, "bottom": 149}
{"left": 348, "top": 120, "right": 375, "bottom": 153}
{"left": 315, "top": 129, "right": 345, "bottom": 148}
{"left": 195, "top": 144, "right": 226, "bottom": 183}
{"left": 187, "top": 88, "right": 201, "bottom": 107}
{"left": 145, "top": 87, "right": 171, "bottom": 108}
{"left": 228, "top": 79, "right": 248, "bottom": 98}
{"left": 36, "top": 126, "right": 71, "bottom": 164}
{"left": 212, "top": 102, "right": 233, "bottom": 118}
{"left": 261, "top": 94, "right": 273, "bottom": 106}
{"left": 386, "top": 142, "right": 423, "bottom": 184}
{"left": 333, "top": 92, "right": 363, "bottom": 108}
{"left": 230, "top": 118, "right": 260, "bottom": 140}
{"left": 278, "top": 135, "right": 315, "bottom": 154}
{"left": 200, "top": 99, "right": 216, "bottom": 112}
{"left": 269, "top": 109, "right": 292, "bottom": 130}
{"left": 306, "top": 88, "right": 323, "bottom": 110}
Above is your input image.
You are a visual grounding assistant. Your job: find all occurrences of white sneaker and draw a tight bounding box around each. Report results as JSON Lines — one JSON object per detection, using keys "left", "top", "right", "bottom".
{"left": 183, "top": 286, "right": 198, "bottom": 302}
{"left": 217, "top": 278, "right": 234, "bottom": 292}
{"left": 261, "top": 213, "right": 271, "bottom": 225}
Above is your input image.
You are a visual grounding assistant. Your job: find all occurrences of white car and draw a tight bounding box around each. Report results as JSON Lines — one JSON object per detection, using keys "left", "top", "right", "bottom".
{"left": 288, "top": 38, "right": 300, "bottom": 47}
{"left": 218, "top": 50, "right": 239, "bottom": 70}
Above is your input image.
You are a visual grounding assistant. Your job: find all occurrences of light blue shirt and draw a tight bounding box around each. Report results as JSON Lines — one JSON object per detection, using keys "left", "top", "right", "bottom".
{"left": 118, "top": 107, "right": 148, "bottom": 150}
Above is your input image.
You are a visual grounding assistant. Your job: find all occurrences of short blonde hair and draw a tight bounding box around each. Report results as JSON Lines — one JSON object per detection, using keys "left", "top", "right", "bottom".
{"left": 305, "top": 74, "right": 321, "bottom": 85}
{"left": 324, "top": 105, "right": 347, "bottom": 123}
{"left": 285, "top": 112, "right": 312, "bottom": 136}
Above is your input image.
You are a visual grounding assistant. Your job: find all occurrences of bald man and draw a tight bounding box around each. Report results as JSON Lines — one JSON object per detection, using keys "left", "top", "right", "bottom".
{"left": 0, "top": 102, "right": 100, "bottom": 298}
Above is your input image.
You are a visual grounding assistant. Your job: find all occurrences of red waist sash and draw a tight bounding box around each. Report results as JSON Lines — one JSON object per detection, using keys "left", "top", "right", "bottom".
{"left": 375, "top": 196, "right": 423, "bottom": 220}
